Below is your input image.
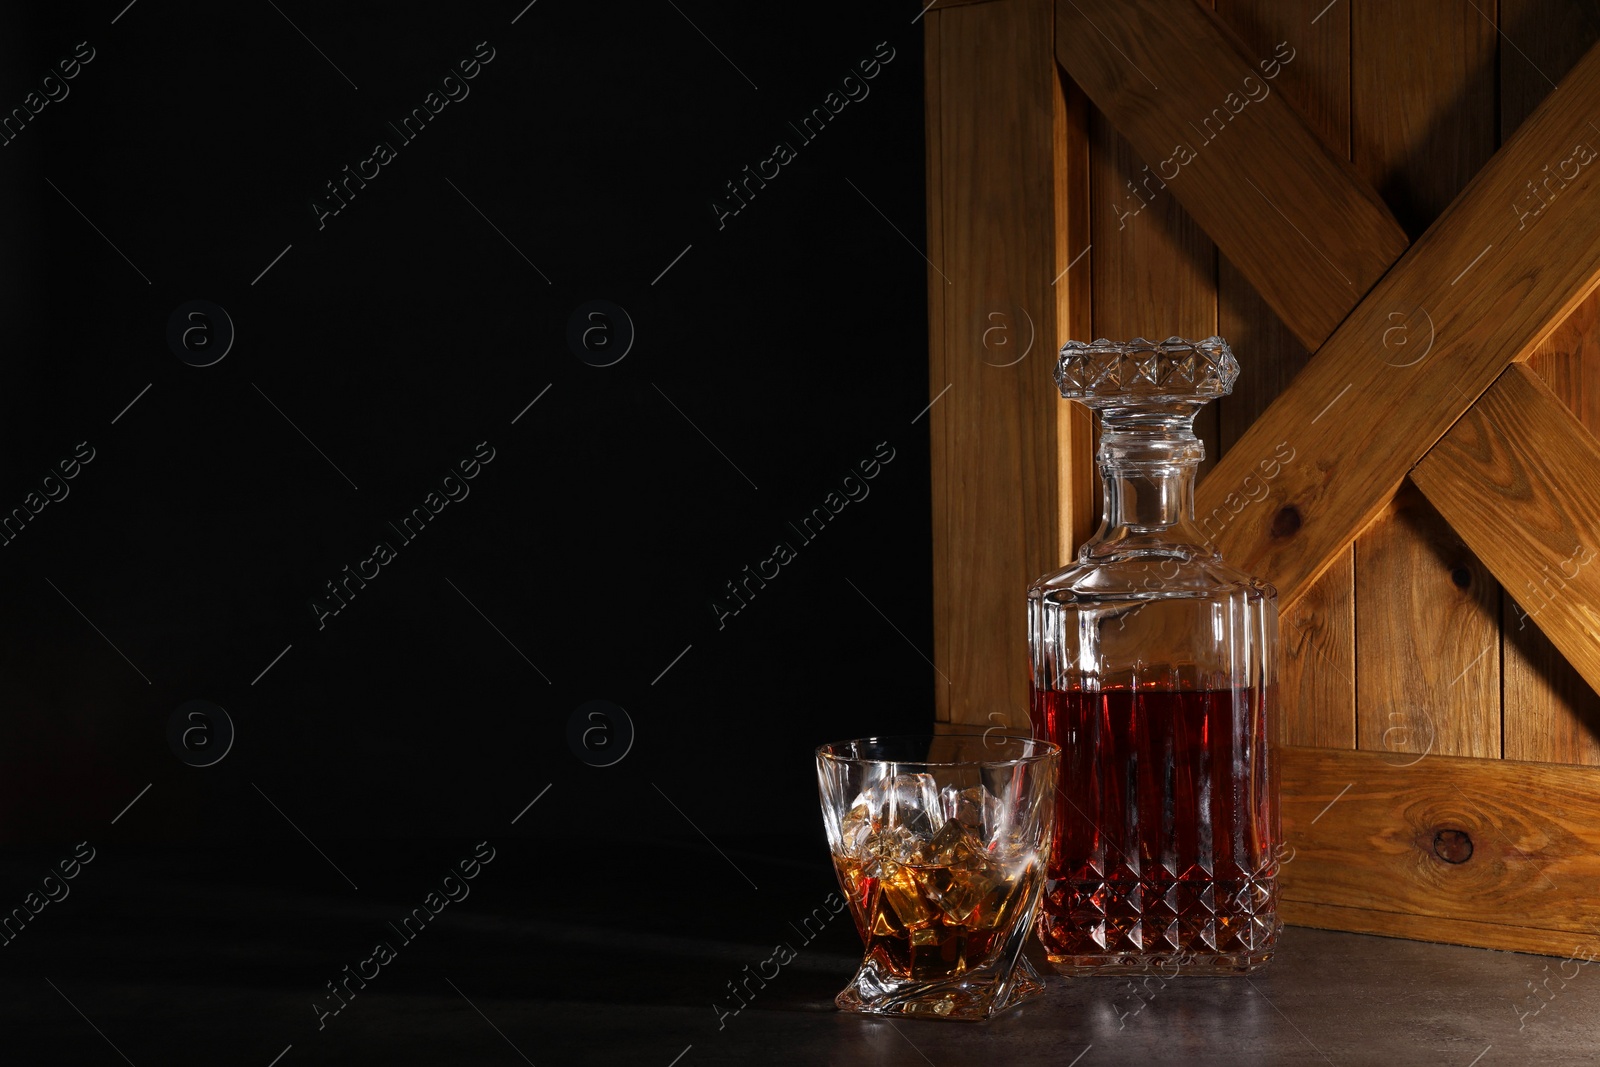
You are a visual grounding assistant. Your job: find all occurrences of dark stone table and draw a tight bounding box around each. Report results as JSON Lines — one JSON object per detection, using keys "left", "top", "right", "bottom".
{"left": 0, "top": 841, "right": 1594, "bottom": 1065}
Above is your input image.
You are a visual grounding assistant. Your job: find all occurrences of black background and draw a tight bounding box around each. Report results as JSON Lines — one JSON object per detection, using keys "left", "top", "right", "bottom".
{"left": 0, "top": 1, "right": 933, "bottom": 853}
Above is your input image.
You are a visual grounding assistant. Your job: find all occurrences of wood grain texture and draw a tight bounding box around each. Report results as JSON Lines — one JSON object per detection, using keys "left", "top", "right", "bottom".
{"left": 1354, "top": 484, "right": 1501, "bottom": 759}
{"left": 1412, "top": 363, "right": 1600, "bottom": 700}
{"left": 1279, "top": 548, "right": 1355, "bottom": 749}
{"left": 1280, "top": 745, "right": 1600, "bottom": 948}
{"left": 1351, "top": 0, "right": 1498, "bottom": 238}
{"left": 1212, "top": 0, "right": 1344, "bottom": 447}
{"left": 1349, "top": 0, "right": 1501, "bottom": 762}
{"left": 1500, "top": 0, "right": 1600, "bottom": 138}
{"left": 1506, "top": 288, "right": 1600, "bottom": 763}
{"left": 1500, "top": 0, "right": 1600, "bottom": 764}
{"left": 1215, "top": 259, "right": 1311, "bottom": 458}
{"left": 1214, "top": 0, "right": 1350, "bottom": 159}
{"left": 926, "top": 0, "right": 1077, "bottom": 729}
{"left": 1054, "top": 0, "right": 1408, "bottom": 350}
{"left": 1055, "top": 71, "right": 1097, "bottom": 565}
{"left": 1504, "top": 606, "right": 1600, "bottom": 764}
{"left": 1284, "top": 899, "right": 1600, "bottom": 958}
{"left": 1198, "top": 38, "right": 1600, "bottom": 612}
{"left": 1525, "top": 295, "right": 1600, "bottom": 430}
{"left": 1088, "top": 108, "right": 1218, "bottom": 483}
{"left": 1508, "top": 297, "right": 1600, "bottom": 762}
{"left": 1214, "top": 0, "right": 1353, "bottom": 750}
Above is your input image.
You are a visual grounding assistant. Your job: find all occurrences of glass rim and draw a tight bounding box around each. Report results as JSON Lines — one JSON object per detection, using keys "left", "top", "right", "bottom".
{"left": 815, "top": 733, "right": 1059, "bottom": 769}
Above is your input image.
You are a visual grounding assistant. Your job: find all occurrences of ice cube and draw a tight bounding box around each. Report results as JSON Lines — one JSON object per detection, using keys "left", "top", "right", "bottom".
{"left": 867, "top": 825, "right": 922, "bottom": 865}
{"left": 940, "top": 785, "right": 996, "bottom": 837}
{"left": 929, "top": 819, "right": 986, "bottom": 870}
{"left": 878, "top": 857, "right": 935, "bottom": 930}
{"left": 936, "top": 866, "right": 992, "bottom": 925}
{"left": 838, "top": 799, "right": 874, "bottom": 856}
{"left": 878, "top": 773, "right": 942, "bottom": 837}
{"left": 844, "top": 773, "right": 943, "bottom": 869}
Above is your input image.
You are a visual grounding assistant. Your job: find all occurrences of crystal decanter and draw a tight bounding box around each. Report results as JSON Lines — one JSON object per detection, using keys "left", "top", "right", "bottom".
{"left": 1028, "top": 336, "right": 1281, "bottom": 975}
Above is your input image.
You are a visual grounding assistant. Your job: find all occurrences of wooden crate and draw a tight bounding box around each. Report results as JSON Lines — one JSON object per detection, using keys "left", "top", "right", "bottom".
{"left": 925, "top": 0, "right": 1600, "bottom": 957}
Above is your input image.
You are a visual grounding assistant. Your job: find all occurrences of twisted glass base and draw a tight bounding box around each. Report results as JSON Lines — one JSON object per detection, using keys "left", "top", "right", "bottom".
{"left": 836, "top": 953, "right": 1047, "bottom": 1021}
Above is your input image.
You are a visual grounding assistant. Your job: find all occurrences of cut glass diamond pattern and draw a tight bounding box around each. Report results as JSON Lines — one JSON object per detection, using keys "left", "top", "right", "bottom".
{"left": 1055, "top": 336, "right": 1239, "bottom": 404}
{"left": 1039, "top": 860, "right": 1280, "bottom": 967}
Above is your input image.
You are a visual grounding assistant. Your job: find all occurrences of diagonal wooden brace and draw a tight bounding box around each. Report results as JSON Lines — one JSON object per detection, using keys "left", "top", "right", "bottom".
{"left": 1055, "top": 0, "right": 1409, "bottom": 349}
{"left": 1413, "top": 364, "right": 1600, "bottom": 697}
{"left": 1192, "top": 35, "right": 1600, "bottom": 611}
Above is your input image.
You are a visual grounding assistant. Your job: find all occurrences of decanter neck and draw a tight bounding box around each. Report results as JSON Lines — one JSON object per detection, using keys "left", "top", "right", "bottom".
{"left": 1083, "top": 403, "right": 1216, "bottom": 561}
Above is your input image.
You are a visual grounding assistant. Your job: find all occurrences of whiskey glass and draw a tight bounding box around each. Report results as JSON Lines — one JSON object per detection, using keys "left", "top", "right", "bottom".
{"left": 816, "top": 734, "right": 1060, "bottom": 1020}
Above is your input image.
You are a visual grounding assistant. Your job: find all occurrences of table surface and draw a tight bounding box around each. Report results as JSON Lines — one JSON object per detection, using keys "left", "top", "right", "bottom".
{"left": 1, "top": 842, "right": 1596, "bottom": 1066}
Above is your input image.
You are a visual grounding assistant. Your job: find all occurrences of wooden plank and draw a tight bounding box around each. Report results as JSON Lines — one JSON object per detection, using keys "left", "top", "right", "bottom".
{"left": 1412, "top": 363, "right": 1600, "bottom": 699}
{"left": 1500, "top": 0, "right": 1600, "bottom": 765}
{"left": 1507, "top": 298, "right": 1600, "bottom": 763}
{"left": 1214, "top": 0, "right": 1350, "bottom": 159}
{"left": 1212, "top": 0, "right": 1345, "bottom": 449}
{"left": 1285, "top": 900, "right": 1600, "bottom": 959}
{"left": 1088, "top": 108, "right": 1218, "bottom": 482}
{"left": 1505, "top": 609, "right": 1600, "bottom": 765}
{"left": 1506, "top": 297, "right": 1600, "bottom": 764}
{"left": 1054, "top": 70, "right": 1096, "bottom": 562}
{"left": 1054, "top": 0, "right": 1408, "bottom": 350}
{"left": 1280, "top": 745, "right": 1600, "bottom": 946}
{"left": 927, "top": 0, "right": 1075, "bottom": 729}
{"left": 1525, "top": 296, "right": 1600, "bottom": 431}
{"left": 1501, "top": 0, "right": 1600, "bottom": 138}
{"left": 1349, "top": 0, "right": 1500, "bottom": 761}
{"left": 1279, "top": 550, "right": 1355, "bottom": 749}
{"left": 1351, "top": 0, "right": 1498, "bottom": 237}
{"left": 1354, "top": 484, "right": 1500, "bottom": 759}
{"left": 1214, "top": 0, "right": 1352, "bottom": 750}
{"left": 1216, "top": 258, "right": 1312, "bottom": 458}
{"left": 1198, "top": 38, "right": 1600, "bottom": 611}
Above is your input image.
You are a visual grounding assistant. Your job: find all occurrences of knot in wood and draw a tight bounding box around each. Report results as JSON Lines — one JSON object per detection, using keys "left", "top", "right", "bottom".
{"left": 1432, "top": 828, "right": 1474, "bottom": 864}
{"left": 1270, "top": 505, "right": 1302, "bottom": 539}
